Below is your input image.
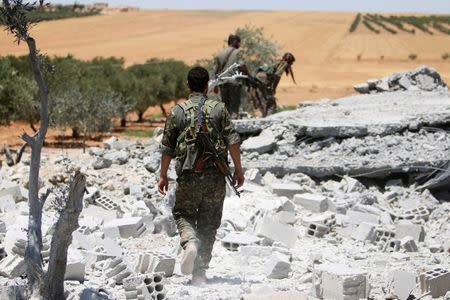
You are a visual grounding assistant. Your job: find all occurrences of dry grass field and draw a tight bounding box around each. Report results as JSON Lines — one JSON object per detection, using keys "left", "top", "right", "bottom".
{"left": 1, "top": 10, "right": 449, "bottom": 104}
{"left": 1, "top": 10, "right": 449, "bottom": 146}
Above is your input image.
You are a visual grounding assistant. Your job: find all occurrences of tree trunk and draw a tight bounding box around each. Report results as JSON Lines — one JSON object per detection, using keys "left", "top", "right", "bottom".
{"left": 82, "top": 127, "right": 87, "bottom": 154}
{"left": 30, "top": 122, "right": 37, "bottom": 133}
{"left": 42, "top": 172, "right": 86, "bottom": 300}
{"left": 24, "top": 35, "right": 50, "bottom": 291}
{"left": 72, "top": 127, "right": 80, "bottom": 138}
{"left": 138, "top": 111, "right": 144, "bottom": 123}
{"left": 159, "top": 104, "right": 168, "bottom": 118}
{"left": 120, "top": 116, "right": 127, "bottom": 127}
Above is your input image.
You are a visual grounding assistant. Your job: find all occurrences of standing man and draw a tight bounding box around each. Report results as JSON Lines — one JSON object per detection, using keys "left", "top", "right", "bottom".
{"left": 214, "top": 34, "right": 249, "bottom": 118}
{"left": 158, "top": 67, "right": 244, "bottom": 285}
{"left": 252, "top": 52, "right": 296, "bottom": 117}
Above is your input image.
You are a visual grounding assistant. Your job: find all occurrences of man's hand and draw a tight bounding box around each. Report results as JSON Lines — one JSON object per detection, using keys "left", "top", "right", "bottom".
{"left": 233, "top": 170, "right": 245, "bottom": 188}
{"left": 158, "top": 175, "right": 169, "bottom": 196}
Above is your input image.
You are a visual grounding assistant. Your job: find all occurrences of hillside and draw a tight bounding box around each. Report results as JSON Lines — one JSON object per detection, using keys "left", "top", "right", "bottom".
{"left": 0, "top": 10, "right": 449, "bottom": 104}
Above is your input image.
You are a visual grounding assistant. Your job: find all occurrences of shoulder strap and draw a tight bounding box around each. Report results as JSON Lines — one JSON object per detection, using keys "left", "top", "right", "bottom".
{"left": 218, "top": 48, "right": 236, "bottom": 75}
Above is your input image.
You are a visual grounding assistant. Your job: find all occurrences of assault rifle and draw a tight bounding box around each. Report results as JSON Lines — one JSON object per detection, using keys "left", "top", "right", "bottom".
{"left": 208, "top": 62, "right": 249, "bottom": 89}
{"left": 196, "top": 131, "right": 241, "bottom": 197}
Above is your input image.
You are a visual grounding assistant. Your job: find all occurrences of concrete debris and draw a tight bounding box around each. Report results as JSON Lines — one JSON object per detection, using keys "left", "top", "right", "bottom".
{"left": 1, "top": 84, "right": 450, "bottom": 299}
{"left": 354, "top": 66, "right": 447, "bottom": 94}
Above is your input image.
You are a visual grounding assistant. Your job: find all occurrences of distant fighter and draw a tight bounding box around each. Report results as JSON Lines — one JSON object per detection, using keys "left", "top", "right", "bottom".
{"left": 214, "top": 34, "right": 249, "bottom": 118}
{"left": 251, "top": 52, "right": 296, "bottom": 117}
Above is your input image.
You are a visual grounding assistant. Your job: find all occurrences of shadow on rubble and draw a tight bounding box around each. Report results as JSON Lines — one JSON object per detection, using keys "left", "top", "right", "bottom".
{"left": 206, "top": 275, "right": 243, "bottom": 285}
{"left": 80, "top": 288, "right": 111, "bottom": 300}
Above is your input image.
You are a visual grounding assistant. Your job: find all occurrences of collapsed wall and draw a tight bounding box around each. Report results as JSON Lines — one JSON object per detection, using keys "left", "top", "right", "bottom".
{"left": 236, "top": 90, "right": 450, "bottom": 193}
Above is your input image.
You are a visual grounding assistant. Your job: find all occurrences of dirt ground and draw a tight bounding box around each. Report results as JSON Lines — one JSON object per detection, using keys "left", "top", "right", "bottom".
{"left": 0, "top": 10, "right": 449, "bottom": 147}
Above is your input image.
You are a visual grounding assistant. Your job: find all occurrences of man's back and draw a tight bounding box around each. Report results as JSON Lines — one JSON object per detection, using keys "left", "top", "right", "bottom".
{"left": 215, "top": 47, "right": 242, "bottom": 75}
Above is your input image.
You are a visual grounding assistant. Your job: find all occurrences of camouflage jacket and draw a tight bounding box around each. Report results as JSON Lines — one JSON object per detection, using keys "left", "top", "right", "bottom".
{"left": 161, "top": 93, "right": 240, "bottom": 174}
{"left": 256, "top": 61, "right": 289, "bottom": 95}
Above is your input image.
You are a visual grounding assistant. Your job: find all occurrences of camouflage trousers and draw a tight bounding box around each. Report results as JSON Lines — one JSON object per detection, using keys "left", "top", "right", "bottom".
{"left": 173, "top": 169, "right": 226, "bottom": 275}
{"left": 220, "top": 83, "right": 242, "bottom": 118}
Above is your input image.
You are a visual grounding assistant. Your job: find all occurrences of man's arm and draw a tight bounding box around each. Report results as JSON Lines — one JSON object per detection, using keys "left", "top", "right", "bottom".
{"left": 158, "top": 109, "right": 178, "bottom": 195}
{"left": 229, "top": 143, "right": 244, "bottom": 188}
{"left": 158, "top": 154, "right": 173, "bottom": 195}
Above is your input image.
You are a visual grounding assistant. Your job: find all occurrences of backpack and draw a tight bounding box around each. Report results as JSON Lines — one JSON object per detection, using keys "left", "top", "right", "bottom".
{"left": 174, "top": 97, "right": 227, "bottom": 174}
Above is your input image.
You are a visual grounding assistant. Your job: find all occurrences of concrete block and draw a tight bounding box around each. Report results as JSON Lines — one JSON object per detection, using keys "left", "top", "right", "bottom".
{"left": 135, "top": 252, "right": 175, "bottom": 277}
{"left": 278, "top": 199, "right": 296, "bottom": 212}
{"left": 123, "top": 273, "right": 166, "bottom": 300}
{"left": 241, "top": 133, "right": 276, "bottom": 154}
{"left": 302, "top": 212, "right": 336, "bottom": 228}
{"left": 374, "top": 227, "right": 395, "bottom": 244}
{"left": 269, "top": 182, "right": 305, "bottom": 198}
{"left": 391, "top": 269, "right": 416, "bottom": 300}
{"left": 351, "top": 222, "right": 376, "bottom": 242}
{"left": 104, "top": 217, "right": 146, "bottom": 239}
{"left": 395, "top": 220, "right": 425, "bottom": 242}
{"left": 245, "top": 168, "right": 262, "bottom": 185}
{"left": 94, "top": 195, "right": 118, "bottom": 211}
{"left": 420, "top": 268, "right": 450, "bottom": 298}
{"left": 221, "top": 232, "right": 262, "bottom": 251}
{"left": 378, "top": 239, "right": 401, "bottom": 252}
{"left": 0, "top": 195, "right": 16, "bottom": 213}
{"left": 275, "top": 211, "right": 296, "bottom": 225}
{"left": 0, "top": 184, "right": 27, "bottom": 203}
{"left": 255, "top": 215, "right": 298, "bottom": 248}
{"left": 314, "top": 263, "right": 368, "bottom": 300}
{"left": 306, "top": 222, "right": 329, "bottom": 238}
{"left": 0, "top": 255, "right": 26, "bottom": 278}
{"left": 239, "top": 245, "right": 272, "bottom": 258}
{"left": 104, "top": 258, "right": 132, "bottom": 284}
{"left": 402, "top": 206, "right": 430, "bottom": 223}
{"left": 265, "top": 253, "right": 291, "bottom": 279}
{"left": 346, "top": 210, "right": 380, "bottom": 225}
{"left": 294, "top": 193, "right": 328, "bottom": 212}
{"left": 400, "top": 236, "right": 418, "bottom": 252}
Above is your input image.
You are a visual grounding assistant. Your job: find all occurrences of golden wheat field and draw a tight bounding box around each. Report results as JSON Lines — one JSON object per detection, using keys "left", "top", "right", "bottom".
{"left": 1, "top": 9, "right": 450, "bottom": 105}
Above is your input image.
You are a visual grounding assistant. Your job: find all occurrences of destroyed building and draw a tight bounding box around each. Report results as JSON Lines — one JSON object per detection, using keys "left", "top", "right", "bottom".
{"left": 0, "top": 67, "right": 449, "bottom": 299}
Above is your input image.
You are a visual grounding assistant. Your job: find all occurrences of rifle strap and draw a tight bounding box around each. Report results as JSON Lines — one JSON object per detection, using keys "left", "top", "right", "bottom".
{"left": 218, "top": 48, "right": 236, "bottom": 75}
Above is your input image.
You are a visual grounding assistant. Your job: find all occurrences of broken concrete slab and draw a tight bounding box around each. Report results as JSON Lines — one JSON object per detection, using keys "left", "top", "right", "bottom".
{"left": 293, "top": 193, "right": 328, "bottom": 212}
{"left": 255, "top": 215, "right": 298, "bottom": 248}
{"left": 241, "top": 132, "right": 276, "bottom": 154}
{"left": 264, "top": 252, "right": 291, "bottom": 279}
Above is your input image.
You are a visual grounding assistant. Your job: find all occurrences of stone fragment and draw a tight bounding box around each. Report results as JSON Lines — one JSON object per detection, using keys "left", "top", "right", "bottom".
{"left": 269, "top": 182, "right": 305, "bottom": 198}
{"left": 294, "top": 193, "right": 328, "bottom": 212}
{"left": 354, "top": 83, "right": 370, "bottom": 94}
{"left": 104, "top": 150, "right": 129, "bottom": 165}
{"left": 0, "top": 255, "right": 26, "bottom": 278}
{"left": 306, "top": 222, "right": 329, "bottom": 238}
{"left": 245, "top": 169, "right": 262, "bottom": 185}
{"left": 103, "top": 217, "right": 146, "bottom": 239}
{"left": 391, "top": 269, "right": 416, "bottom": 300}
{"left": 241, "top": 133, "right": 276, "bottom": 154}
{"left": 255, "top": 215, "right": 298, "bottom": 248}
{"left": 351, "top": 222, "right": 376, "bottom": 242}
{"left": 395, "top": 220, "right": 425, "bottom": 242}
{"left": 400, "top": 236, "right": 418, "bottom": 252}
{"left": 92, "top": 158, "right": 112, "bottom": 170}
{"left": 275, "top": 211, "right": 296, "bottom": 225}
{"left": 0, "top": 184, "right": 27, "bottom": 203}
{"left": 135, "top": 252, "right": 175, "bottom": 277}
{"left": 264, "top": 252, "right": 291, "bottom": 279}
{"left": 313, "top": 263, "right": 368, "bottom": 300}
{"left": 221, "top": 232, "right": 262, "bottom": 251}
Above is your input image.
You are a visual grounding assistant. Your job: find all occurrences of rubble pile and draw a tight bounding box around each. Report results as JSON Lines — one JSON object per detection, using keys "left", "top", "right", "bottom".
{"left": 0, "top": 88, "right": 450, "bottom": 299}
{"left": 354, "top": 66, "right": 447, "bottom": 94}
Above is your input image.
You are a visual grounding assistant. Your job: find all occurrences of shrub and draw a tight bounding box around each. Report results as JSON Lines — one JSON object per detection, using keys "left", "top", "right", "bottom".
{"left": 442, "top": 53, "right": 450, "bottom": 60}
{"left": 349, "top": 13, "right": 362, "bottom": 33}
{"left": 409, "top": 53, "right": 418, "bottom": 60}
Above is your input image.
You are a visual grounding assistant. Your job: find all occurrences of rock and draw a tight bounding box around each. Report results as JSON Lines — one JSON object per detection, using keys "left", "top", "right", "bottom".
{"left": 104, "top": 150, "right": 129, "bottom": 165}
{"left": 354, "top": 83, "right": 370, "bottom": 94}
{"left": 241, "top": 132, "right": 276, "bottom": 154}
{"left": 92, "top": 158, "right": 112, "bottom": 170}
{"left": 144, "top": 155, "right": 161, "bottom": 173}
{"left": 264, "top": 252, "right": 291, "bottom": 279}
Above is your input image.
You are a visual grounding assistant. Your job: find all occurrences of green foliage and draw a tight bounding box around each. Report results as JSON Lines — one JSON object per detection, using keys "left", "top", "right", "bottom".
{"left": 409, "top": 53, "right": 418, "bottom": 60}
{"left": 0, "top": 3, "right": 101, "bottom": 25}
{"left": 234, "top": 25, "right": 279, "bottom": 71}
{"left": 350, "top": 13, "right": 450, "bottom": 35}
{"left": 122, "top": 129, "right": 154, "bottom": 138}
{"left": 349, "top": 13, "right": 361, "bottom": 33}
{"left": 276, "top": 105, "right": 297, "bottom": 113}
{"left": 362, "top": 19, "right": 380, "bottom": 34}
